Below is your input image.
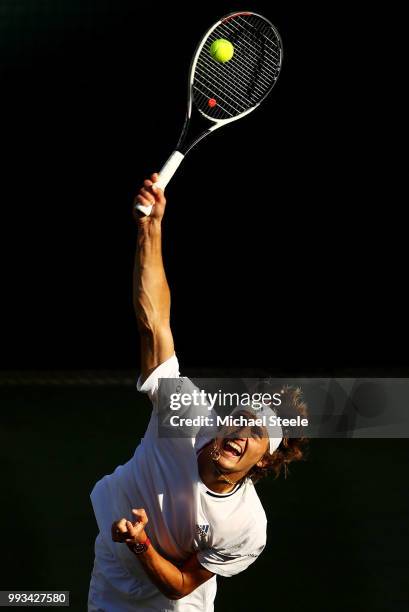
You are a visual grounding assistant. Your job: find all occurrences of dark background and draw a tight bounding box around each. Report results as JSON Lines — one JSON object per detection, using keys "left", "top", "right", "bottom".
{"left": 0, "top": 0, "right": 405, "bottom": 375}
{"left": 1, "top": 387, "right": 408, "bottom": 611}
{"left": 0, "top": 2, "right": 408, "bottom": 611}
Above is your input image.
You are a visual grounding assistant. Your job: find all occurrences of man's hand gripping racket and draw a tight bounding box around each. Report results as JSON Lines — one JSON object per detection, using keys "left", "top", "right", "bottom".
{"left": 134, "top": 173, "right": 166, "bottom": 221}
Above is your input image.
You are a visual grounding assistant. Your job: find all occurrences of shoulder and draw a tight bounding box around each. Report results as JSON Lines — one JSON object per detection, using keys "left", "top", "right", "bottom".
{"left": 242, "top": 480, "right": 268, "bottom": 526}
{"left": 137, "top": 353, "right": 180, "bottom": 400}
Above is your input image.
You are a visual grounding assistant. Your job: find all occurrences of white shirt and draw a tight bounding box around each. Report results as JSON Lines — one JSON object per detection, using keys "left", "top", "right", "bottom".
{"left": 89, "top": 354, "right": 267, "bottom": 611}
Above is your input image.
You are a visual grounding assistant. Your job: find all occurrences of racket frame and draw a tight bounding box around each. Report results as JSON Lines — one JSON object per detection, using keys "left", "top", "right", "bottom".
{"left": 135, "top": 11, "right": 283, "bottom": 215}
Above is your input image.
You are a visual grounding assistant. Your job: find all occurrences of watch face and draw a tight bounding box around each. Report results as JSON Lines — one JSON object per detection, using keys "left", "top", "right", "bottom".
{"left": 133, "top": 542, "right": 148, "bottom": 554}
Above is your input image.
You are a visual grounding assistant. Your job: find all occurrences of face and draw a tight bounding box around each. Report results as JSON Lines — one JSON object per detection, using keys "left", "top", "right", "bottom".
{"left": 213, "top": 410, "right": 270, "bottom": 475}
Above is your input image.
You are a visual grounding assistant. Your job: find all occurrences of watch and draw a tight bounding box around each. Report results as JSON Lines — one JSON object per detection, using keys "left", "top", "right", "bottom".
{"left": 128, "top": 536, "right": 151, "bottom": 555}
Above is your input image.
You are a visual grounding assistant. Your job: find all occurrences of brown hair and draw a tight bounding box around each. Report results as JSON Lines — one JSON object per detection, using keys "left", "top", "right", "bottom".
{"left": 248, "top": 385, "right": 309, "bottom": 484}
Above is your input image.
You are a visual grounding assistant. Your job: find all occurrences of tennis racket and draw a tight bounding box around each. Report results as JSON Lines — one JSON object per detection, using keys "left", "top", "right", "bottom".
{"left": 135, "top": 11, "right": 283, "bottom": 216}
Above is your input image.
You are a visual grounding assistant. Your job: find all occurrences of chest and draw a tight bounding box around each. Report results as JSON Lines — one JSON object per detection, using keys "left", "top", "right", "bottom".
{"left": 192, "top": 486, "right": 256, "bottom": 553}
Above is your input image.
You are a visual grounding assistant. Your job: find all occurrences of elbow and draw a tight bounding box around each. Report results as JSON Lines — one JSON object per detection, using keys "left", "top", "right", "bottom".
{"left": 160, "top": 588, "right": 185, "bottom": 601}
{"left": 134, "top": 300, "right": 153, "bottom": 332}
{"left": 168, "top": 589, "right": 191, "bottom": 601}
{"left": 134, "top": 301, "right": 170, "bottom": 333}
{"left": 162, "top": 580, "right": 192, "bottom": 601}
{"left": 136, "top": 316, "right": 171, "bottom": 338}
{"left": 168, "top": 593, "right": 183, "bottom": 601}
{"left": 136, "top": 315, "right": 155, "bottom": 336}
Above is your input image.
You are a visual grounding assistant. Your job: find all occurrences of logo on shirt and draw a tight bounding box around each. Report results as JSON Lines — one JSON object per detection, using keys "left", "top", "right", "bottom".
{"left": 196, "top": 524, "right": 210, "bottom": 543}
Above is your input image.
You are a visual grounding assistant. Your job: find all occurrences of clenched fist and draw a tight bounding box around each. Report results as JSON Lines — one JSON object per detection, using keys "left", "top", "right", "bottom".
{"left": 133, "top": 173, "right": 166, "bottom": 222}
{"left": 111, "top": 508, "right": 149, "bottom": 545}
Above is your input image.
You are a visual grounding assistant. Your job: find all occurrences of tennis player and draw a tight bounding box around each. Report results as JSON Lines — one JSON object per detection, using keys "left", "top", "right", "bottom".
{"left": 88, "top": 174, "right": 307, "bottom": 611}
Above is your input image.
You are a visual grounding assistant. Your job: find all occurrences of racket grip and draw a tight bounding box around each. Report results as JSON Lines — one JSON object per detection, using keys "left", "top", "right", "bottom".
{"left": 156, "top": 151, "right": 185, "bottom": 190}
{"left": 134, "top": 151, "right": 185, "bottom": 216}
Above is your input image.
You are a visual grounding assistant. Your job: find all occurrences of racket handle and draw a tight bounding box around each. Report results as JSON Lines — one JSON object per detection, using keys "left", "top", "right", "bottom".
{"left": 156, "top": 151, "right": 185, "bottom": 190}
{"left": 134, "top": 151, "right": 185, "bottom": 216}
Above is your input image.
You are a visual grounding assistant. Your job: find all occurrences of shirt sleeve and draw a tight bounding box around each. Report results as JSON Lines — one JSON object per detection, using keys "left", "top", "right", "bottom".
{"left": 137, "top": 353, "right": 180, "bottom": 402}
{"left": 196, "top": 539, "right": 266, "bottom": 578}
{"left": 137, "top": 353, "right": 219, "bottom": 449}
{"left": 196, "top": 509, "right": 267, "bottom": 578}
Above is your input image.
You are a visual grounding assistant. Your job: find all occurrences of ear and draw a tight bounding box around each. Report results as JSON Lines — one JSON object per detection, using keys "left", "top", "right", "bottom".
{"left": 256, "top": 441, "right": 270, "bottom": 468}
{"left": 256, "top": 457, "right": 268, "bottom": 468}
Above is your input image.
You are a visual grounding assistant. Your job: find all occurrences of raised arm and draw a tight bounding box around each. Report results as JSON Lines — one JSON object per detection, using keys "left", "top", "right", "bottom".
{"left": 133, "top": 174, "right": 174, "bottom": 381}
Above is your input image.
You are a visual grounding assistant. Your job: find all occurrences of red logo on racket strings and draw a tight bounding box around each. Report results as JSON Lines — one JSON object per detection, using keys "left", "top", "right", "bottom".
{"left": 208, "top": 98, "right": 217, "bottom": 108}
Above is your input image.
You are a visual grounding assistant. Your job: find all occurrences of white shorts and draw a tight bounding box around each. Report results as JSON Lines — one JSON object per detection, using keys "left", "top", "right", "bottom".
{"left": 88, "top": 535, "right": 217, "bottom": 612}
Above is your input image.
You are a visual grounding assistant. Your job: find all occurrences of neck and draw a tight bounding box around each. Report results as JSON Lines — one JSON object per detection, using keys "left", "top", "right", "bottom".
{"left": 197, "top": 443, "right": 245, "bottom": 494}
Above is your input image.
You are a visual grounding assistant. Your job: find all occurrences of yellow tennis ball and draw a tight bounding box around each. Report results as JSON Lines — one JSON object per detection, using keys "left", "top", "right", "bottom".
{"left": 210, "top": 39, "right": 234, "bottom": 63}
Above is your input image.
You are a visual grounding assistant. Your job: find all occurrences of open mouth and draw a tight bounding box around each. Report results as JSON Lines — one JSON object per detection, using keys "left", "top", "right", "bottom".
{"left": 222, "top": 439, "right": 244, "bottom": 458}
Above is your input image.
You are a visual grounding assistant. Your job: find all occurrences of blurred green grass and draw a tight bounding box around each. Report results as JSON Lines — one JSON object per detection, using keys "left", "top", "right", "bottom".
{"left": 0, "top": 385, "right": 408, "bottom": 611}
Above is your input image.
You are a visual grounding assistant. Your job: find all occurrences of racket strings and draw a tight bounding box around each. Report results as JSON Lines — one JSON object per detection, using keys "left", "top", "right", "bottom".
{"left": 235, "top": 15, "right": 281, "bottom": 60}
{"left": 193, "top": 80, "right": 235, "bottom": 117}
{"left": 208, "top": 38, "right": 270, "bottom": 101}
{"left": 196, "top": 39, "right": 265, "bottom": 116}
{"left": 206, "top": 32, "right": 269, "bottom": 93}
{"left": 218, "top": 15, "right": 281, "bottom": 70}
{"left": 194, "top": 46, "right": 265, "bottom": 117}
{"left": 198, "top": 51, "right": 263, "bottom": 110}
{"left": 192, "top": 13, "right": 282, "bottom": 121}
{"left": 205, "top": 31, "right": 271, "bottom": 94}
{"left": 197, "top": 56, "right": 261, "bottom": 109}
{"left": 223, "top": 21, "right": 273, "bottom": 64}
{"left": 222, "top": 21, "right": 280, "bottom": 83}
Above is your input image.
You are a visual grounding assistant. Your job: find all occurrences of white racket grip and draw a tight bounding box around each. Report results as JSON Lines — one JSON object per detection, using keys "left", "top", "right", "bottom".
{"left": 156, "top": 151, "right": 185, "bottom": 190}
{"left": 134, "top": 150, "right": 185, "bottom": 216}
